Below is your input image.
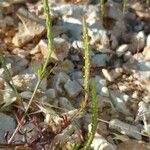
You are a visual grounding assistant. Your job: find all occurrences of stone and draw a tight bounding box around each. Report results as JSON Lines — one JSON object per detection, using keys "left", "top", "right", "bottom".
{"left": 109, "top": 119, "right": 142, "bottom": 140}
{"left": 12, "top": 66, "right": 47, "bottom": 91}
{"left": 143, "top": 46, "right": 150, "bottom": 60}
{"left": 53, "top": 59, "right": 74, "bottom": 74}
{"left": 58, "top": 97, "right": 74, "bottom": 111}
{"left": 31, "top": 38, "right": 70, "bottom": 61}
{"left": 12, "top": 8, "right": 46, "bottom": 47}
{"left": 11, "top": 57, "right": 28, "bottom": 75}
{"left": 93, "top": 75, "right": 108, "bottom": 96}
{"left": 116, "top": 44, "right": 129, "bottom": 57}
{"left": 52, "top": 72, "right": 70, "bottom": 93}
{"left": 45, "top": 88, "right": 56, "bottom": 99}
{"left": 0, "top": 113, "right": 16, "bottom": 143}
{"left": 110, "top": 90, "right": 131, "bottom": 115}
{"left": 117, "top": 140, "right": 150, "bottom": 150}
{"left": 89, "top": 29, "right": 109, "bottom": 48}
{"left": 123, "top": 51, "right": 132, "bottom": 61}
{"left": 123, "top": 53, "right": 150, "bottom": 92}
{"left": 100, "top": 86, "right": 109, "bottom": 97}
{"left": 88, "top": 124, "right": 116, "bottom": 150}
{"left": 91, "top": 54, "right": 109, "bottom": 67}
{"left": 147, "top": 34, "right": 150, "bottom": 46}
{"left": 64, "top": 80, "right": 82, "bottom": 98}
{"left": 102, "top": 69, "right": 114, "bottom": 82}
{"left": 130, "top": 31, "right": 146, "bottom": 53}
{"left": 20, "top": 91, "right": 32, "bottom": 100}
{"left": 110, "top": 68, "right": 123, "bottom": 80}
{"left": 4, "top": 16, "right": 14, "bottom": 26}
{"left": 12, "top": 48, "right": 29, "bottom": 58}
{"left": 71, "top": 71, "right": 83, "bottom": 80}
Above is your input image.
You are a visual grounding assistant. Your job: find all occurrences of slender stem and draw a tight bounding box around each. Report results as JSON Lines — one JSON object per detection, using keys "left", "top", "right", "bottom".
{"left": 123, "top": 0, "right": 127, "bottom": 15}
{"left": 8, "top": 0, "right": 53, "bottom": 143}
{"left": 100, "top": 0, "right": 105, "bottom": 18}
{"left": 24, "top": 79, "right": 41, "bottom": 115}
{"left": 42, "top": 0, "right": 53, "bottom": 72}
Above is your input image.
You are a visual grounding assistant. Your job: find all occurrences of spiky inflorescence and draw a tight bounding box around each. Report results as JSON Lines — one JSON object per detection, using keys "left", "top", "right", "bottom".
{"left": 82, "top": 17, "right": 90, "bottom": 108}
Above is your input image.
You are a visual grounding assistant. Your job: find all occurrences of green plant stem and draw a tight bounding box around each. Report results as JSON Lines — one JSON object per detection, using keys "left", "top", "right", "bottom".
{"left": 42, "top": 0, "right": 53, "bottom": 72}
{"left": 100, "top": 0, "right": 104, "bottom": 18}
{"left": 123, "top": 0, "right": 127, "bottom": 15}
{"left": 8, "top": 0, "right": 53, "bottom": 143}
{"left": 25, "top": 0, "right": 53, "bottom": 114}
{"left": 83, "top": 81, "right": 97, "bottom": 150}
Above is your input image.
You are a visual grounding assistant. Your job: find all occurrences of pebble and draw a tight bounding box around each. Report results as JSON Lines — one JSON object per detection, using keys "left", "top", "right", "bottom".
{"left": 12, "top": 48, "right": 29, "bottom": 58}
{"left": 64, "top": 80, "right": 82, "bottom": 98}
{"left": 147, "top": 34, "right": 150, "bottom": 46}
{"left": 71, "top": 71, "right": 83, "bottom": 80}
{"left": 88, "top": 124, "right": 117, "bottom": 150}
{"left": 52, "top": 72, "right": 70, "bottom": 93}
{"left": 4, "top": 16, "right": 14, "bottom": 26}
{"left": 123, "top": 51, "right": 132, "bottom": 61}
{"left": 58, "top": 97, "right": 74, "bottom": 110}
{"left": 143, "top": 46, "right": 150, "bottom": 60}
{"left": 32, "top": 38, "right": 70, "bottom": 61}
{"left": 102, "top": 69, "right": 114, "bottom": 82}
{"left": 45, "top": 88, "right": 56, "bottom": 99}
{"left": 130, "top": 31, "right": 146, "bottom": 53}
{"left": 11, "top": 58, "right": 28, "bottom": 75}
{"left": 110, "top": 90, "right": 131, "bottom": 115}
{"left": 116, "top": 44, "right": 129, "bottom": 57}
{"left": 100, "top": 86, "right": 109, "bottom": 97}
{"left": 20, "top": 91, "right": 32, "bottom": 100}
{"left": 91, "top": 54, "right": 109, "bottom": 67}
{"left": 12, "top": 67, "right": 47, "bottom": 91}
{"left": 109, "top": 119, "right": 142, "bottom": 140}
{"left": 53, "top": 59, "right": 74, "bottom": 74}
{"left": 12, "top": 8, "right": 46, "bottom": 47}
{"left": 0, "top": 113, "right": 16, "bottom": 143}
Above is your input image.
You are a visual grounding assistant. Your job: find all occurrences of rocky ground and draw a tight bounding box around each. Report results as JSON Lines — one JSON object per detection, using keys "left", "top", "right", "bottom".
{"left": 0, "top": 0, "right": 150, "bottom": 150}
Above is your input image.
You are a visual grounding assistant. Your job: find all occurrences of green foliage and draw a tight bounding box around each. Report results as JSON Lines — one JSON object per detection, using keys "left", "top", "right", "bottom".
{"left": 82, "top": 17, "right": 90, "bottom": 108}
{"left": 100, "top": 0, "right": 105, "bottom": 18}
{"left": 83, "top": 81, "right": 98, "bottom": 150}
